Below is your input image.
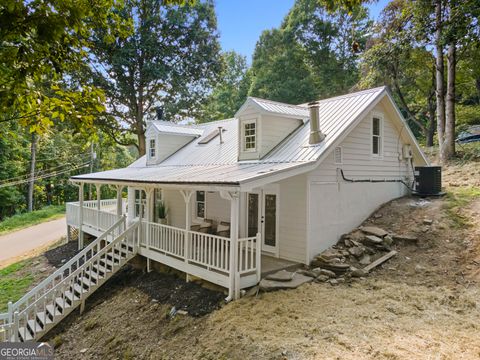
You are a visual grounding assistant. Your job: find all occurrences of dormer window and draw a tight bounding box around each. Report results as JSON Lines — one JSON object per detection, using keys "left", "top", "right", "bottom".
{"left": 149, "top": 138, "right": 156, "bottom": 158}
{"left": 243, "top": 120, "right": 256, "bottom": 152}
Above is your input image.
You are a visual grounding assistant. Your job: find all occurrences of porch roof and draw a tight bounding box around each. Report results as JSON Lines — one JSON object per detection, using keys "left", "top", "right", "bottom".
{"left": 70, "top": 161, "right": 313, "bottom": 189}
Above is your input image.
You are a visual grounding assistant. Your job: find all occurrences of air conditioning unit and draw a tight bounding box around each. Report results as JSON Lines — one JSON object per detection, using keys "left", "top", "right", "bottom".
{"left": 402, "top": 144, "right": 413, "bottom": 159}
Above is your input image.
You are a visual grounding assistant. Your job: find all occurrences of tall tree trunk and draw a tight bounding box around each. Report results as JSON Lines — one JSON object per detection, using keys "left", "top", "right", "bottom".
{"left": 137, "top": 126, "right": 146, "bottom": 157}
{"left": 443, "top": 42, "right": 456, "bottom": 160}
{"left": 27, "top": 133, "right": 37, "bottom": 212}
{"left": 435, "top": 0, "right": 446, "bottom": 162}
{"left": 426, "top": 90, "right": 436, "bottom": 147}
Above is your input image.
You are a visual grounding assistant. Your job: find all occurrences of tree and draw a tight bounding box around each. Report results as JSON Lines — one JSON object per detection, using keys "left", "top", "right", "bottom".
{"left": 247, "top": 0, "right": 371, "bottom": 105}
{"left": 249, "top": 29, "right": 317, "bottom": 104}
{"left": 85, "top": 0, "right": 222, "bottom": 156}
{"left": 284, "top": 0, "right": 371, "bottom": 97}
{"left": 200, "top": 51, "right": 249, "bottom": 121}
{"left": 0, "top": 0, "right": 128, "bottom": 134}
{"left": 359, "top": 0, "right": 437, "bottom": 145}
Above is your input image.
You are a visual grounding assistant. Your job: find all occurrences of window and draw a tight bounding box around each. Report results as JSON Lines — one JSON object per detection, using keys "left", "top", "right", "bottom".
{"left": 334, "top": 146, "right": 343, "bottom": 164}
{"left": 243, "top": 120, "right": 256, "bottom": 151}
{"left": 196, "top": 191, "right": 205, "bottom": 219}
{"left": 372, "top": 116, "right": 382, "bottom": 156}
{"left": 149, "top": 138, "right": 156, "bottom": 158}
{"left": 134, "top": 190, "right": 146, "bottom": 219}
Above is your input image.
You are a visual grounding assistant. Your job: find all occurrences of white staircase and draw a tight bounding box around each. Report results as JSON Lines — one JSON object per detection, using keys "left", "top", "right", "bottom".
{"left": 0, "top": 216, "right": 139, "bottom": 342}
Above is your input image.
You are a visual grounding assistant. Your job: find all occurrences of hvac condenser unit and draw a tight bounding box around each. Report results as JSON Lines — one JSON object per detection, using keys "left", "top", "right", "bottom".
{"left": 414, "top": 166, "right": 442, "bottom": 196}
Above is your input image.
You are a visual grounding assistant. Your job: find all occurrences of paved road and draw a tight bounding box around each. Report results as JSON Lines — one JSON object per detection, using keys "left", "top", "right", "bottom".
{"left": 0, "top": 217, "right": 67, "bottom": 267}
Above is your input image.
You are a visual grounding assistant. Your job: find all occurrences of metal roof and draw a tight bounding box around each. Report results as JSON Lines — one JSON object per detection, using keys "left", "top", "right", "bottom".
{"left": 73, "top": 87, "right": 389, "bottom": 186}
{"left": 237, "top": 97, "right": 310, "bottom": 119}
{"left": 150, "top": 120, "right": 204, "bottom": 136}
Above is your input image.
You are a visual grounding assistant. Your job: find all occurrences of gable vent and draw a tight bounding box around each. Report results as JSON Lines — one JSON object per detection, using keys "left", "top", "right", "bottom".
{"left": 334, "top": 146, "right": 343, "bottom": 164}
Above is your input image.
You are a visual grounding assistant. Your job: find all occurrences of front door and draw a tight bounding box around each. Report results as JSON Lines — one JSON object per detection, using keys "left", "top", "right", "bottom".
{"left": 246, "top": 187, "right": 279, "bottom": 254}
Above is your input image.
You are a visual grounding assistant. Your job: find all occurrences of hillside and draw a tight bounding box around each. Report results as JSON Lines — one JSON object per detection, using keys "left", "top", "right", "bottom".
{"left": 41, "top": 160, "right": 480, "bottom": 360}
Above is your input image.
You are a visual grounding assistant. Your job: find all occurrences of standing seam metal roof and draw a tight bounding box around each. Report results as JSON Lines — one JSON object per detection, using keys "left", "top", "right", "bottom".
{"left": 72, "top": 87, "right": 388, "bottom": 185}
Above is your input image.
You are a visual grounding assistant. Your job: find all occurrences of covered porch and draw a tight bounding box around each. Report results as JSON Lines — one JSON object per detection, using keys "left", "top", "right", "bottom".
{"left": 65, "top": 181, "right": 290, "bottom": 299}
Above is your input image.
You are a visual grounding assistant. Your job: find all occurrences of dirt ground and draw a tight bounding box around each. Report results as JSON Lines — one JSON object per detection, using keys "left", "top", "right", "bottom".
{"left": 19, "top": 161, "right": 480, "bottom": 359}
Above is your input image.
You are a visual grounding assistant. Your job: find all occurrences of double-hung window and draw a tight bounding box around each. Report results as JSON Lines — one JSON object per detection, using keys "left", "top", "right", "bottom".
{"left": 149, "top": 138, "right": 156, "bottom": 158}
{"left": 196, "top": 191, "right": 205, "bottom": 219}
{"left": 243, "top": 120, "right": 256, "bottom": 151}
{"left": 372, "top": 116, "right": 382, "bottom": 156}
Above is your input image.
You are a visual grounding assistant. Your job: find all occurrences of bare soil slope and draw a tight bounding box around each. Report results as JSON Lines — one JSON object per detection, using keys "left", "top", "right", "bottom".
{"left": 45, "top": 162, "right": 480, "bottom": 360}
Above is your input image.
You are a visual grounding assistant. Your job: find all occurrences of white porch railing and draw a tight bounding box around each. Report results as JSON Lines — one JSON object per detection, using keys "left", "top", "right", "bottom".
{"left": 140, "top": 221, "right": 261, "bottom": 291}
{"left": 67, "top": 200, "right": 124, "bottom": 232}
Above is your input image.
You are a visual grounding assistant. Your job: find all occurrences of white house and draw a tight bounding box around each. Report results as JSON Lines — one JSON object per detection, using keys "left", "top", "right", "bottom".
{"left": 66, "top": 85, "right": 428, "bottom": 294}
{"left": 0, "top": 86, "right": 429, "bottom": 342}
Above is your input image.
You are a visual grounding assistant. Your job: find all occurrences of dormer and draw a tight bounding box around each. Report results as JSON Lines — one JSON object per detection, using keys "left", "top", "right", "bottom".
{"left": 235, "top": 97, "right": 309, "bottom": 161}
{"left": 145, "top": 121, "right": 203, "bottom": 165}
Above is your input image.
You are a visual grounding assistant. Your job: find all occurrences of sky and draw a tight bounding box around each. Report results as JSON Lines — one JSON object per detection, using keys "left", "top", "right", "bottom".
{"left": 215, "top": 0, "right": 390, "bottom": 63}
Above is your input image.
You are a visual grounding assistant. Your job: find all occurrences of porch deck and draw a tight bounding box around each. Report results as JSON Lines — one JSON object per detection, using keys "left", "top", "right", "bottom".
{"left": 66, "top": 200, "right": 262, "bottom": 294}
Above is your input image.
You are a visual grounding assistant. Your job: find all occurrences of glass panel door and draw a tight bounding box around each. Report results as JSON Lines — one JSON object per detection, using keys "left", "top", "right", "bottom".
{"left": 247, "top": 193, "right": 259, "bottom": 237}
{"left": 262, "top": 193, "right": 277, "bottom": 251}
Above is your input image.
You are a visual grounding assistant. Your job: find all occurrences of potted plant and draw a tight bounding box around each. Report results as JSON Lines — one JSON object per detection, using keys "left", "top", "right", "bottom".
{"left": 156, "top": 201, "right": 168, "bottom": 224}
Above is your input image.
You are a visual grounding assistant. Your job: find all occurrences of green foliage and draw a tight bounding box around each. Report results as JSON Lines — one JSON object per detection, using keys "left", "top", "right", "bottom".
{"left": 247, "top": 0, "right": 371, "bottom": 105}
{"left": 0, "top": 0, "right": 130, "bottom": 135}
{"left": 156, "top": 201, "right": 168, "bottom": 220}
{"left": 444, "top": 187, "right": 480, "bottom": 228}
{"left": 0, "top": 260, "right": 34, "bottom": 312}
{"left": 85, "top": 0, "right": 222, "bottom": 154}
{"left": 249, "top": 29, "right": 317, "bottom": 104}
{"left": 0, "top": 205, "right": 65, "bottom": 235}
{"left": 200, "top": 51, "right": 249, "bottom": 121}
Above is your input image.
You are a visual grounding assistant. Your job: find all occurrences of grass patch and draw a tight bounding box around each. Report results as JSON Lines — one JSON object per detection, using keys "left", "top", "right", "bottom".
{"left": 0, "top": 260, "right": 34, "bottom": 312}
{"left": 444, "top": 187, "right": 480, "bottom": 228}
{"left": 0, "top": 205, "right": 65, "bottom": 235}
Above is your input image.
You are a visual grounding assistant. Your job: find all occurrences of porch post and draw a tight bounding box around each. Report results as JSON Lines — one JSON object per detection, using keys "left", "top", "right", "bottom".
{"left": 96, "top": 183, "right": 101, "bottom": 230}
{"left": 181, "top": 190, "right": 194, "bottom": 282}
{"left": 78, "top": 184, "right": 84, "bottom": 250}
{"left": 127, "top": 187, "right": 135, "bottom": 225}
{"left": 145, "top": 188, "right": 154, "bottom": 272}
{"left": 116, "top": 185, "right": 123, "bottom": 218}
{"left": 230, "top": 192, "right": 240, "bottom": 300}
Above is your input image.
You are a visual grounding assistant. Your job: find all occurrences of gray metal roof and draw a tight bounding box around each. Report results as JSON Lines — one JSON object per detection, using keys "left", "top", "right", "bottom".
{"left": 150, "top": 120, "right": 204, "bottom": 136}
{"left": 73, "top": 87, "right": 388, "bottom": 186}
{"left": 237, "top": 97, "right": 310, "bottom": 119}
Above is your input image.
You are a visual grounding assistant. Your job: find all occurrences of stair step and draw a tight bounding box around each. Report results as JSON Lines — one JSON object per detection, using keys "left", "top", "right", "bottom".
{"left": 27, "top": 319, "right": 44, "bottom": 334}
{"left": 36, "top": 311, "right": 53, "bottom": 326}
{"left": 92, "top": 263, "right": 109, "bottom": 275}
{"left": 73, "top": 283, "right": 86, "bottom": 296}
{"left": 106, "top": 252, "right": 124, "bottom": 263}
{"left": 85, "top": 269, "right": 102, "bottom": 282}
{"left": 64, "top": 290, "right": 80, "bottom": 303}
{"left": 79, "top": 276, "right": 95, "bottom": 288}
{"left": 46, "top": 304, "right": 61, "bottom": 317}
{"left": 55, "top": 297, "right": 72, "bottom": 311}
{"left": 17, "top": 327, "right": 34, "bottom": 341}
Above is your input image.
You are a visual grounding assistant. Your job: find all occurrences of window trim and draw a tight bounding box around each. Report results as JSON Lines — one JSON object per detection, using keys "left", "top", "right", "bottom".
{"left": 195, "top": 191, "right": 206, "bottom": 220}
{"left": 149, "top": 138, "right": 156, "bottom": 158}
{"left": 371, "top": 113, "right": 384, "bottom": 158}
{"left": 242, "top": 119, "right": 257, "bottom": 152}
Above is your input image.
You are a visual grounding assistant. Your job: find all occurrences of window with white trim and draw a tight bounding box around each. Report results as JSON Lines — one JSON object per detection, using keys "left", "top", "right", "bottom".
{"left": 195, "top": 191, "right": 205, "bottom": 219}
{"left": 149, "top": 138, "right": 156, "bottom": 158}
{"left": 243, "top": 120, "right": 256, "bottom": 151}
{"left": 334, "top": 146, "right": 343, "bottom": 164}
{"left": 372, "top": 116, "right": 382, "bottom": 156}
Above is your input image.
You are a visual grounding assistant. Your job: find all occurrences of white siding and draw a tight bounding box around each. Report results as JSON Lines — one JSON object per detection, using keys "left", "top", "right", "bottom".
{"left": 277, "top": 174, "right": 308, "bottom": 263}
{"left": 196, "top": 191, "right": 230, "bottom": 223}
{"left": 163, "top": 190, "right": 186, "bottom": 228}
{"left": 307, "top": 103, "right": 412, "bottom": 260}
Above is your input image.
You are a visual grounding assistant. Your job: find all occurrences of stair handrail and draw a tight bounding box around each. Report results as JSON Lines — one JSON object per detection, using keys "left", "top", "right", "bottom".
{"left": 17, "top": 221, "right": 140, "bottom": 319}
{"left": 0, "top": 215, "right": 127, "bottom": 321}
